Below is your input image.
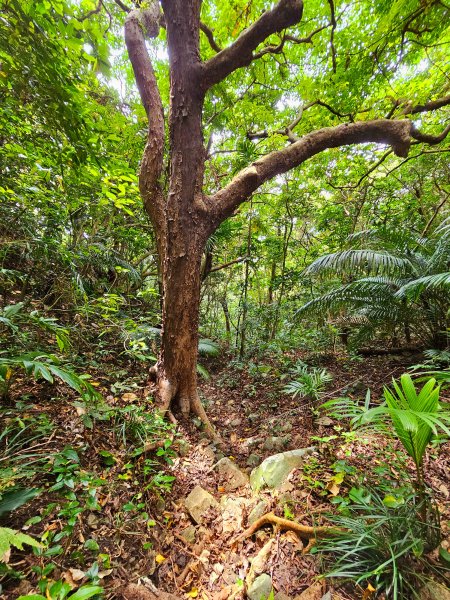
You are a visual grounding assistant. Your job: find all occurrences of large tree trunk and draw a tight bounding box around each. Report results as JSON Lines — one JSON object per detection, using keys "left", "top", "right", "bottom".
{"left": 156, "top": 235, "right": 216, "bottom": 437}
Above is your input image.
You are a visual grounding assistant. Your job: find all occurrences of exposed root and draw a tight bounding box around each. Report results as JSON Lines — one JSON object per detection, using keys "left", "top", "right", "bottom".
{"left": 167, "top": 410, "right": 178, "bottom": 425}
{"left": 231, "top": 511, "right": 341, "bottom": 547}
{"left": 152, "top": 365, "right": 222, "bottom": 444}
{"left": 158, "top": 376, "right": 174, "bottom": 413}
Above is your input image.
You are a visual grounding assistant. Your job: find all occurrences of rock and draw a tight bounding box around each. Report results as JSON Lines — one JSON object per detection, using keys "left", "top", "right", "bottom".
{"left": 263, "top": 436, "right": 291, "bottom": 451}
{"left": 315, "top": 416, "right": 333, "bottom": 427}
{"left": 192, "top": 417, "right": 203, "bottom": 429}
{"left": 248, "top": 499, "right": 269, "bottom": 525}
{"left": 214, "top": 457, "right": 249, "bottom": 491}
{"left": 248, "top": 539, "right": 275, "bottom": 580}
{"left": 250, "top": 448, "right": 315, "bottom": 491}
{"left": 246, "top": 453, "right": 261, "bottom": 468}
{"left": 243, "top": 436, "right": 261, "bottom": 448}
{"left": 185, "top": 485, "right": 219, "bottom": 524}
{"left": 180, "top": 525, "right": 196, "bottom": 544}
{"left": 293, "top": 581, "right": 325, "bottom": 600}
{"left": 280, "top": 422, "right": 293, "bottom": 433}
{"left": 203, "top": 445, "right": 216, "bottom": 462}
{"left": 175, "top": 439, "right": 190, "bottom": 457}
{"left": 220, "top": 496, "right": 246, "bottom": 534}
{"left": 247, "top": 573, "right": 273, "bottom": 600}
{"left": 421, "top": 581, "right": 450, "bottom": 600}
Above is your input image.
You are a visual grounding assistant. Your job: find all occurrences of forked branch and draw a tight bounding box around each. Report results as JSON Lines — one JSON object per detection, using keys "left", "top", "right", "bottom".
{"left": 202, "top": 0, "right": 303, "bottom": 89}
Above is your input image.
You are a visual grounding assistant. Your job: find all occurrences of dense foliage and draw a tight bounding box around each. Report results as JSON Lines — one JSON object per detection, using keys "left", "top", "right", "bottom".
{"left": 1, "top": 0, "right": 449, "bottom": 598}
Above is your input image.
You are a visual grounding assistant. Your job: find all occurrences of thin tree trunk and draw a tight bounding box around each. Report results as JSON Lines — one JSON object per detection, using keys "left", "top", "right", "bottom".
{"left": 239, "top": 203, "right": 253, "bottom": 359}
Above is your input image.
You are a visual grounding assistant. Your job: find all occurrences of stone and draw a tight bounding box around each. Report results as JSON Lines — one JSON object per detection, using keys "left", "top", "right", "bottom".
{"left": 180, "top": 525, "right": 196, "bottom": 544}
{"left": 263, "top": 436, "right": 291, "bottom": 452}
{"left": 175, "top": 439, "right": 191, "bottom": 457}
{"left": 220, "top": 496, "right": 247, "bottom": 535}
{"left": 214, "top": 457, "right": 249, "bottom": 491}
{"left": 293, "top": 581, "right": 325, "bottom": 600}
{"left": 250, "top": 448, "right": 315, "bottom": 491}
{"left": 184, "top": 485, "right": 219, "bottom": 524}
{"left": 203, "top": 445, "right": 216, "bottom": 462}
{"left": 421, "top": 581, "right": 450, "bottom": 600}
{"left": 243, "top": 436, "right": 261, "bottom": 448}
{"left": 248, "top": 499, "right": 269, "bottom": 525}
{"left": 247, "top": 573, "right": 273, "bottom": 600}
{"left": 248, "top": 539, "right": 275, "bottom": 579}
{"left": 315, "top": 416, "right": 333, "bottom": 427}
{"left": 280, "top": 422, "right": 293, "bottom": 433}
{"left": 247, "top": 453, "right": 261, "bottom": 468}
{"left": 121, "top": 583, "right": 181, "bottom": 599}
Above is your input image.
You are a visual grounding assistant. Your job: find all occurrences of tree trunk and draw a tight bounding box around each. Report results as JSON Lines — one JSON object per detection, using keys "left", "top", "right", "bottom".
{"left": 156, "top": 238, "right": 216, "bottom": 437}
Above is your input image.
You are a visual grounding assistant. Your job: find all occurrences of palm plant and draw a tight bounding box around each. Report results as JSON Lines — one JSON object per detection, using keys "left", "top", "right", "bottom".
{"left": 283, "top": 361, "right": 333, "bottom": 402}
{"left": 297, "top": 224, "right": 450, "bottom": 348}
{"left": 323, "top": 374, "right": 450, "bottom": 497}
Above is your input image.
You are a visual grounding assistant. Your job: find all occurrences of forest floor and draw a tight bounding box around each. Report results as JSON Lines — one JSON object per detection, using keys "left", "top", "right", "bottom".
{"left": 1, "top": 350, "right": 449, "bottom": 600}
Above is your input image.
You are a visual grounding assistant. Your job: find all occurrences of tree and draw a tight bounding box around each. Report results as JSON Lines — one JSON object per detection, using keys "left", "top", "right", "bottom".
{"left": 119, "top": 0, "right": 450, "bottom": 436}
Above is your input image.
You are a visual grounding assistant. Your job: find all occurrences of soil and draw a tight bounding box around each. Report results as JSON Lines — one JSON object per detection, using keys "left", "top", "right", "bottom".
{"left": 1, "top": 350, "right": 449, "bottom": 600}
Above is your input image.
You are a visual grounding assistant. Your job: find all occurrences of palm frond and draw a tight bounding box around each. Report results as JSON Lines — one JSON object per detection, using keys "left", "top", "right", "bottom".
{"left": 395, "top": 272, "right": 450, "bottom": 300}
{"left": 198, "top": 338, "right": 220, "bottom": 357}
{"left": 303, "top": 250, "right": 413, "bottom": 277}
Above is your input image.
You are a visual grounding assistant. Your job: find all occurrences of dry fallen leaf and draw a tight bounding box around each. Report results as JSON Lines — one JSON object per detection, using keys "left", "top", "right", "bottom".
{"left": 68, "top": 568, "right": 85, "bottom": 581}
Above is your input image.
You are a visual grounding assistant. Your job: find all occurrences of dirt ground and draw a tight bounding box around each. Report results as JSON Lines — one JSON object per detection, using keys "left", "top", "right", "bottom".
{"left": 1, "top": 350, "right": 449, "bottom": 599}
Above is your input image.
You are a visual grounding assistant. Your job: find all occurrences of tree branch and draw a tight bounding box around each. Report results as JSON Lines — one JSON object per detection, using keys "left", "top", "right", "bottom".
{"left": 124, "top": 9, "right": 165, "bottom": 235}
{"left": 201, "top": 0, "right": 303, "bottom": 89}
{"left": 208, "top": 120, "right": 413, "bottom": 228}
{"left": 78, "top": 0, "right": 103, "bottom": 22}
{"left": 326, "top": 0, "right": 337, "bottom": 73}
{"left": 113, "top": 0, "right": 131, "bottom": 13}
{"left": 208, "top": 256, "right": 250, "bottom": 275}
{"left": 411, "top": 122, "right": 450, "bottom": 144}
{"left": 200, "top": 21, "right": 222, "bottom": 52}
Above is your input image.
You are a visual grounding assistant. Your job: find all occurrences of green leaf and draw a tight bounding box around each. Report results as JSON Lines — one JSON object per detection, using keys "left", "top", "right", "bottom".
{"left": 68, "top": 584, "right": 103, "bottom": 599}
{"left": 0, "top": 487, "right": 40, "bottom": 518}
{"left": 0, "top": 527, "right": 41, "bottom": 559}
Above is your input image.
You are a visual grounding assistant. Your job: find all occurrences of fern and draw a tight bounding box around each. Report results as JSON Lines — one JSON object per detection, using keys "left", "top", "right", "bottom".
{"left": 0, "top": 527, "right": 40, "bottom": 561}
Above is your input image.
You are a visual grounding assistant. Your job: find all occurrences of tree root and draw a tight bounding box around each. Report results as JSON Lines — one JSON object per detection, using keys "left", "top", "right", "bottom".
{"left": 231, "top": 511, "right": 342, "bottom": 547}
{"left": 151, "top": 365, "right": 223, "bottom": 445}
